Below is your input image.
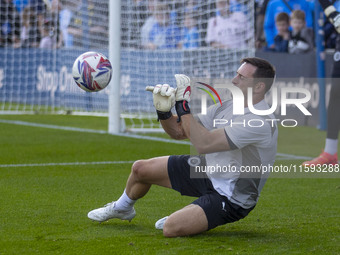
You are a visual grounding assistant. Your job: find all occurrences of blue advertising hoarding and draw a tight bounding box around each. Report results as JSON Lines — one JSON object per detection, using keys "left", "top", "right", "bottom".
{"left": 0, "top": 48, "right": 333, "bottom": 127}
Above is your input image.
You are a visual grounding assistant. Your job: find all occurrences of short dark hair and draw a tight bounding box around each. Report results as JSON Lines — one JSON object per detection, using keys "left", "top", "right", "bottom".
{"left": 275, "top": 12, "right": 290, "bottom": 24}
{"left": 241, "top": 57, "right": 276, "bottom": 93}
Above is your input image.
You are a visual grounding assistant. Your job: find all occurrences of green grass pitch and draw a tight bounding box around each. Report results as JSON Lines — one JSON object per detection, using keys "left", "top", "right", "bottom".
{"left": 0, "top": 115, "right": 339, "bottom": 254}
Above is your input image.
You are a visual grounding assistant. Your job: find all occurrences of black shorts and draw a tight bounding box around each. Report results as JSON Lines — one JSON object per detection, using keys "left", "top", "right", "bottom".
{"left": 167, "top": 155, "right": 255, "bottom": 230}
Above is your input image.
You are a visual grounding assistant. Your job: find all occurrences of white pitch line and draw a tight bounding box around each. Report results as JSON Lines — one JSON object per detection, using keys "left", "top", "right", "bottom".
{"left": 276, "top": 153, "right": 313, "bottom": 161}
{"left": 0, "top": 155, "right": 321, "bottom": 168}
{"left": 0, "top": 160, "right": 135, "bottom": 168}
{"left": 0, "top": 119, "right": 107, "bottom": 134}
{"left": 0, "top": 119, "right": 190, "bottom": 145}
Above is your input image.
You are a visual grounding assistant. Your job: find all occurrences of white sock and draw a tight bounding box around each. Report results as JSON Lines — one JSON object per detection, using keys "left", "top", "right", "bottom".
{"left": 115, "top": 190, "right": 136, "bottom": 211}
{"left": 324, "top": 138, "right": 338, "bottom": 155}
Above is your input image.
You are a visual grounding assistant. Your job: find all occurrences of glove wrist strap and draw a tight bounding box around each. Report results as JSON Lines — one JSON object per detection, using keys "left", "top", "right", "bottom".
{"left": 175, "top": 100, "right": 190, "bottom": 122}
{"left": 156, "top": 110, "right": 173, "bottom": 121}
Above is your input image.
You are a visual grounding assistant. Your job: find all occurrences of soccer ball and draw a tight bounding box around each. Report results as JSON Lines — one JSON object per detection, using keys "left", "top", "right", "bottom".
{"left": 72, "top": 51, "right": 112, "bottom": 92}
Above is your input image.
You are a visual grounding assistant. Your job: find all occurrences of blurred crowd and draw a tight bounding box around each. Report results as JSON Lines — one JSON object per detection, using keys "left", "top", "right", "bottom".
{"left": 0, "top": 0, "right": 338, "bottom": 52}
{"left": 0, "top": 0, "right": 108, "bottom": 49}
{"left": 122, "top": 0, "right": 252, "bottom": 49}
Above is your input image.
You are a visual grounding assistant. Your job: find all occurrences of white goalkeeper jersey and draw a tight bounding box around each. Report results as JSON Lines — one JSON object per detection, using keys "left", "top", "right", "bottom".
{"left": 197, "top": 99, "right": 278, "bottom": 209}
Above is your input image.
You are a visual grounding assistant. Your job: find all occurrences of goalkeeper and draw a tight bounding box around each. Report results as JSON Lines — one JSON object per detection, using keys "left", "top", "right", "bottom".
{"left": 88, "top": 57, "right": 277, "bottom": 237}
{"left": 303, "top": 0, "right": 340, "bottom": 166}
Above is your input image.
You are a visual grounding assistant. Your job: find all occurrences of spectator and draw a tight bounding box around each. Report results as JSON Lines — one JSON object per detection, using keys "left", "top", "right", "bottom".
{"left": 20, "top": 0, "right": 48, "bottom": 48}
{"left": 166, "top": 1, "right": 185, "bottom": 27}
{"left": 0, "top": 0, "right": 21, "bottom": 47}
{"left": 39, "top": 2, "right": 62, "bottom": 51}
{"left": 268, "top": 12, "right": 290, "bottom": 52}
{"left": 30, "top": 0, "right": 48, "bottom": 35}
{"left": 59, "top": 0, "right": 78, "bottom": 47}
{"left": 144, "top": 2, "right": 182, "bottom": 49}
{"left": 229, "top": 0, "right": 248, "bottom": 14}
{"left": 205, "top": 0, "right": 250, "bottom": 49}
{"left": 121, "top": 0, "right": 148, "bottom": 48}
{"left": 39, "top": 19, "right": 55, "bottom": 49}
{"left": 39, "top": 20, "right": 59, "bottom": 49}
{"left": 179, "top": 11, "right": 200, "bottom": 49}
{"left": 140, "top": 0, "right": 160, "bottom": 48}
{"left": 12, "top": 0, "right": 29, "bottom": 13}
{"left": 184, "top": 0, "right": 199, "bottom": 13}
{"left": 288, "top": 9, "right": 314, "bottom": 54}
{"left": 264, "top": 0, "right": 313, "bottom": 48}
{"left": 21, "top": 6, "right": 41, "bottom": 47}
{"left": 67, "top": 0, "right": 108, "bottom": 48}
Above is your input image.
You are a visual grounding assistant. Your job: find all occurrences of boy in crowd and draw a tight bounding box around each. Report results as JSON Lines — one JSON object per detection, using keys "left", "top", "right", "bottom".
{"left": 267, "top": 12, "right": 290, "bottom": 52}
{"left": 288, "top": 10, "right": 314, "bottom": 54}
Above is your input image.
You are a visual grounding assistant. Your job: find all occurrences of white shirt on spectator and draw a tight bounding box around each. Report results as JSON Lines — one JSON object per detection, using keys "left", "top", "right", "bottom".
{"left": 39, "top": 36, "right": 54, "bottom": 49}
{"left": 205, "top": 12, "right": 250, "bottom": 49}
{"left": 141, "top": 16, "right": 157, "bottom": 47}
{"left": 59, "top": 8, "right": 73, "bottom": 47}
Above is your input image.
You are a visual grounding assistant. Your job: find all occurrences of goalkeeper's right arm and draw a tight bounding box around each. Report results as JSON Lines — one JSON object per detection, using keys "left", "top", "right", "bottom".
{"left": 318, "top": 0, "right": 340, "bottom": 33}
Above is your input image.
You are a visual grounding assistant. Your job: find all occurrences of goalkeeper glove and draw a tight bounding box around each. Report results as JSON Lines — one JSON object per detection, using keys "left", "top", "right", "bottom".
{"left": 324, "top": 5, "right": 340, "bottom": 33}
{"left": 145, "top": 84, "right": 175, "bottom": 120}
{"left": 174, "top": 74, "right": 191, "bottom": 121}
